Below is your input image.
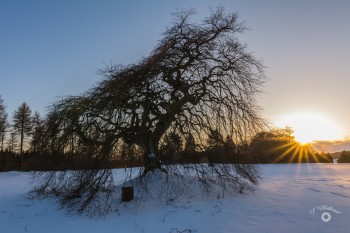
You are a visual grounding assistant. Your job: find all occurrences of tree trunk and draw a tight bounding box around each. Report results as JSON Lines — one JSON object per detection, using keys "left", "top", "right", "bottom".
{"left": 20, "top": 126, "right": 24, "bottom": 155}
{"left": 0, "top": 135, "right": 4, "bottom": 152}
{"left": 20, "top": 124, "right": 24, "bottom": 169}
{"left": 142, "top": 139, "right": 167, "bottom": 175}
{"left": 143, "top": 151, "right": 161, "bottom": 175}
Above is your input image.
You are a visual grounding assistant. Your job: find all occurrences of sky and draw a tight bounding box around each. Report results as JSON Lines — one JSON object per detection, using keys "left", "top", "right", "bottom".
{"left": 1, "top": 0, "right": 350, "bottom": 152}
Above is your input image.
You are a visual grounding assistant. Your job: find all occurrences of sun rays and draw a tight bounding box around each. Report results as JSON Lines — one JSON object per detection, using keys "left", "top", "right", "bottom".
{"left": 271, "top": 141, "right": 321, "bottom": 163}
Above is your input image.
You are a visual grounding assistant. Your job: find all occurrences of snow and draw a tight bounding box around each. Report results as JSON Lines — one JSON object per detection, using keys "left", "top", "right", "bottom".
{"left": 1, "top": 164, "right": 350, "bottom": 233}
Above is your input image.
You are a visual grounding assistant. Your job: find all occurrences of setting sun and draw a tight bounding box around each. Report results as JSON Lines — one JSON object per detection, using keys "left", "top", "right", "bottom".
{"left": 275, "top": 113, "right": 343, "bottom": 144}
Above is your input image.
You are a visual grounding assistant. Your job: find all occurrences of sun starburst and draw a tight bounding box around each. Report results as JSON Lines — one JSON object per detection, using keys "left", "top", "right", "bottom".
{"left": 271, "top": 142, "right": 320, "bottom": 163}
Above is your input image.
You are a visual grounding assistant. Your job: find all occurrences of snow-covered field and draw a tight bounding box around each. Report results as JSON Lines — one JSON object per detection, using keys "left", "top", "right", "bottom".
{"left": 1, "top": 164, "right": 349, "bottom": 233}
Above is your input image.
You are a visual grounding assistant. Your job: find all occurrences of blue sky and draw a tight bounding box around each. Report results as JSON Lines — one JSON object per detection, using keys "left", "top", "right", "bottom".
{"left": 1, "top": 0, "right": 350, "bottom": 150}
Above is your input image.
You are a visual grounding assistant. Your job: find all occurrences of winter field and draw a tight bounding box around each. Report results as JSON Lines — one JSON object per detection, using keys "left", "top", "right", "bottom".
{"left": 1, "top": 164, "right": 349, "bottom": 233}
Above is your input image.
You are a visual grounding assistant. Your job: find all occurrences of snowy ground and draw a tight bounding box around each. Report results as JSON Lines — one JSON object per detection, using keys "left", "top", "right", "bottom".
{"left": 1, "top": 164, "right": 349, "bottom": 233}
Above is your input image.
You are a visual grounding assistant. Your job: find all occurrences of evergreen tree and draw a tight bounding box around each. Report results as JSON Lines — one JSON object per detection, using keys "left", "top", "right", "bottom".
{"left": 184, "top": 133, "right": 196, "bottom": 154}
{"left": 31, "top": 111, "right": 44, "bottom": 153}
{"left": 7, "top": 131, "right": 17, "bottom": 153}
{"left": 13, "top": 102, "right": 32, "bottom": 155}
{"left": 160, "top": 132, "right": 183, "bottom": 162}
{"left": 0, "top": 96, "right": 8, "bottom": 152}
{"left": 207, "top": 129, "right": 224, "bottom": 151}
{"left": 338, "top": 151, "right": 350, "bottom": 163}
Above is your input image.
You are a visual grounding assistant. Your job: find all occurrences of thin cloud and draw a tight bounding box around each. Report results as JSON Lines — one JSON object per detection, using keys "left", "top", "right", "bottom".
{"left": 312, "top": 139, "right": 350, "bottom": 153}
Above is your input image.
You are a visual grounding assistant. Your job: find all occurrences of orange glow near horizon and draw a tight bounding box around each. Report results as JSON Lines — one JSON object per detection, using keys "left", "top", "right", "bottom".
{"left": 271, "top": 141, "right": 321, "bottom": 163}
{"left": 275, "top": 112, "right": 343, "bottom": 145}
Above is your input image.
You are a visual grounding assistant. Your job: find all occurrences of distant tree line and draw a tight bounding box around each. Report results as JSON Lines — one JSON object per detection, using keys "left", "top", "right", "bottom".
{"left": 0, "top": 94, "right": 334, "bottom": 172}
{"left": 338, "top": 151, "right": 350, "bottom": 163}
{"left": 249, "top": 127, "right": 333, "bottom": 163}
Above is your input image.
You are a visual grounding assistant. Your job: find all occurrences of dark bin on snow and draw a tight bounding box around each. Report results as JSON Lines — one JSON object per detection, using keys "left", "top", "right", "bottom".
{"left": 122, "top": 186, "right": 134, "bottom": 202}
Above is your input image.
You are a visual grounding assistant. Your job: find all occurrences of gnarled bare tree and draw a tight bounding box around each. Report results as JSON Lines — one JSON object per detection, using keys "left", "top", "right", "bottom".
{"left": 33, "top": 8, "right": 266, "bottom": 216}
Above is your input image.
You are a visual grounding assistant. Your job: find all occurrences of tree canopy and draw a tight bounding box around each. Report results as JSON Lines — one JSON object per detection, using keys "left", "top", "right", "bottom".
{"left": 44, "top": 8, "right": 265, "bottom": 169}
